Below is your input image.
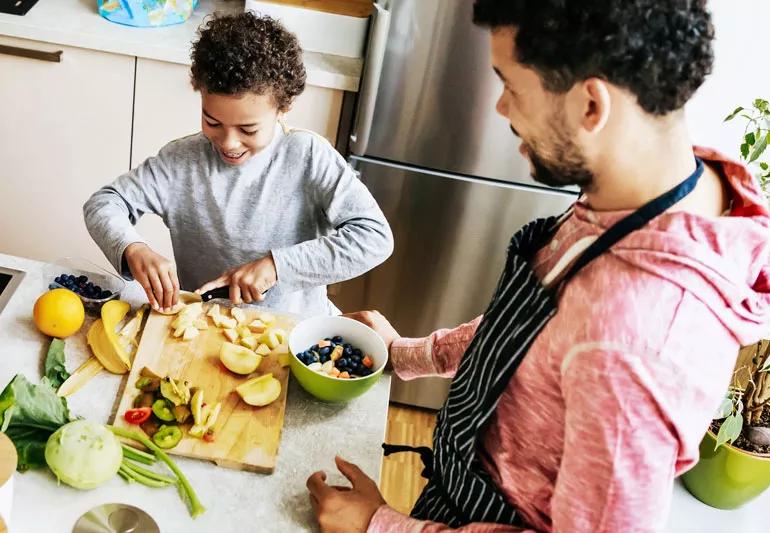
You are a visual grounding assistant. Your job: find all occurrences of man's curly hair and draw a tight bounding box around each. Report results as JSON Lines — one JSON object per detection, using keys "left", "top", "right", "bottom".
{"left": 191, "top": 12, "right": 306, "bottom": 112}
{"left": 473, "top": 0, "right": 714, "bottom": 116}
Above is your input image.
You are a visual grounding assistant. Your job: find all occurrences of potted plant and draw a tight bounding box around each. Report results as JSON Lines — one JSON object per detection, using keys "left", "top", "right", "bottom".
{"left": 681, "top": 98, "right": 770, "bottom": 509}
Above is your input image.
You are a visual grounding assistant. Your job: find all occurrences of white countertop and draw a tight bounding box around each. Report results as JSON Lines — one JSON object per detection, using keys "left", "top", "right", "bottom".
{"left": 0, "top": 0, "right": 363, "bottom": 92}
{"left": 0, "top": 253, "right": 390, "bottom": 533}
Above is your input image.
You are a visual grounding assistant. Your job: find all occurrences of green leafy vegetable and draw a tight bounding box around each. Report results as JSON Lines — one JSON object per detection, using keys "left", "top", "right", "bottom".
{"left": 44, "top": 339, "right": 70, "bottom": 390}
{"left": 0, "top": 374, "right": 71, "bottom": 471}
{"left": 715, "top": 412, "right": 744, "bottom": 450}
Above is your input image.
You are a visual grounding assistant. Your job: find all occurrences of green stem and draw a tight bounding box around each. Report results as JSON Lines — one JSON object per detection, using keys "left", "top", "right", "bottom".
{"left": 117, "top": 468, "right": 133, "bottom": 483}
{"left": 121, "top": 458, "right": 176, "bottom": 485}
{"left": 122, "top": 443, "right": 156, "bottom": 465}
{"left": 110, "top": 426, "right": 205, "bottom": 518}
{"left": 118, "top": 464, "right": 170, "bottom": 489}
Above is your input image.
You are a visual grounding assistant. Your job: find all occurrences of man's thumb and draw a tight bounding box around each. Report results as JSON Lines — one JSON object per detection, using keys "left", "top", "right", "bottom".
{"left": 335, "top": 455, "right": 364, "bottom": 485}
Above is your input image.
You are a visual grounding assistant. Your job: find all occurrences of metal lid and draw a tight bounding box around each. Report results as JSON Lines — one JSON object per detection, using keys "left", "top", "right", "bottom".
{"left": 72, "top": 504, "right": 159, "bottom": 533}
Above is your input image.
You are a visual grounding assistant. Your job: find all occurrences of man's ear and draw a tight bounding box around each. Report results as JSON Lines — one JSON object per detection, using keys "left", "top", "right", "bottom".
{"left": 578, "top": 78, "right": 611, "bottom": 134}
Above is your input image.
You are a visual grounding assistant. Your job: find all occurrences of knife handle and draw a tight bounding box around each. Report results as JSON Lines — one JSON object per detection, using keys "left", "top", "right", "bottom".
{"left": 200, "top": 286, "right": 270, "bottom": 302}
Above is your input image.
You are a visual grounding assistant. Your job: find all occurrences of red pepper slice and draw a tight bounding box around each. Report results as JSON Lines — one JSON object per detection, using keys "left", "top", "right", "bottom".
{"left": 124, "top": 407, "right": 152, "bottom": 425}
{"left": 203, "top": 429, "right": 215, "bottom": 443}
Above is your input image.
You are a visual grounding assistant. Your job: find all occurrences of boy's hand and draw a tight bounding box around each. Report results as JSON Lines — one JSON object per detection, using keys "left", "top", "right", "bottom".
{"left": 197, "top": 254, "right": 277, "bottom": 305}
{"left": 306, "top": 456, "right": 386, "bottom": 533}
{"left": 124, "top": 242, "right": 180, "bottom": 312}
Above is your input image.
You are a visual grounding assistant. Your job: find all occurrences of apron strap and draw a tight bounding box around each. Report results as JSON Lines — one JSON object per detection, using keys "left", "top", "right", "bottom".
{"left": 560, "top": 157, "right": 704, "bottom": 284}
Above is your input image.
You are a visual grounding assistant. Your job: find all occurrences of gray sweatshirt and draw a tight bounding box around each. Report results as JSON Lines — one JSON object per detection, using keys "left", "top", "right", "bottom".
{"left": 83, "top": 125, "right": 393, "bottom": 315}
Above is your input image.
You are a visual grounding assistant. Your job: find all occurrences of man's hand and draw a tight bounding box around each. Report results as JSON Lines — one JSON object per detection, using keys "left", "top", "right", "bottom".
{"left": 197, "top": 254, "right": 277, "bottom": 305}
{"left": 124, "top": 242, "right": 179, "bottom": 312}
{"left": 343, "top": 311, "right": 400, "bottom": 351}
{"left": 307, "top": 456, "right": 386, "bottom": 533}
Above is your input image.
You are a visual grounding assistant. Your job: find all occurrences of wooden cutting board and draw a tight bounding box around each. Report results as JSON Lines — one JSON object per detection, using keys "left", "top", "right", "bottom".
{"left": 112, "top": 305, "right": 296, "bottom": 473}
{"left": 257, "top": 0, "right": 374, "bottom": 18}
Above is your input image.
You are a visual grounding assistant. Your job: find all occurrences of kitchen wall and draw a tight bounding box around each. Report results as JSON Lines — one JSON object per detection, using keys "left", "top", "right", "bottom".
{"left": 686, "top": 0, "right": 770, "bottom": 159}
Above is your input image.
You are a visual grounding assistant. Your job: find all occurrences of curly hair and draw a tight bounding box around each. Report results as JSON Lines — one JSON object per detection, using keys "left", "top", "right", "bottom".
{"left": 473, "top": 0, "right": 714, "bottom": 116}
{"left": 191, "top": 12, "right": 306, "bottom": 112}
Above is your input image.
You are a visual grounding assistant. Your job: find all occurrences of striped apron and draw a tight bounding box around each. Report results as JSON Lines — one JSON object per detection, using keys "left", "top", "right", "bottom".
{"left": 386, "top": 158, "right": 705, "bottom": 527}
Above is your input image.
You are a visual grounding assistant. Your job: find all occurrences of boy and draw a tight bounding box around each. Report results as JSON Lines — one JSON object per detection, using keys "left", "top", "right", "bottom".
{"left": 84, "top": 12, "right": 393, "bottom": 315}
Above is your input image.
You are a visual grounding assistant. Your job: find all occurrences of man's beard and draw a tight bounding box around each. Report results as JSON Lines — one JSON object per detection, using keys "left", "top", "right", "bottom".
{"left": 511, "top": 125, "right": 594, "bottom": 190}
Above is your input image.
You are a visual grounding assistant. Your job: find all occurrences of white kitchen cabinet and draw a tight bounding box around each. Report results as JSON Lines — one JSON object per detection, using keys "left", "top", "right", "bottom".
{"left": 130, "top": 57, "right": 346, "bottom": 263}
{"left": 0, "top": 36, "right": 134, "bottom": 268}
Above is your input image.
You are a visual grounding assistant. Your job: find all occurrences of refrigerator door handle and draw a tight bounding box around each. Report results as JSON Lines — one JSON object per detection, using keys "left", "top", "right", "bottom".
{"left": 349, "top": 2, "right": 391, "bottom": 156}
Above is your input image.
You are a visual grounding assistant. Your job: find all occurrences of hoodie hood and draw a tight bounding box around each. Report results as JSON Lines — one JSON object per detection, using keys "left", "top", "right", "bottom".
{"left": 574, "top": 147, "right": 770, "bottom": 346}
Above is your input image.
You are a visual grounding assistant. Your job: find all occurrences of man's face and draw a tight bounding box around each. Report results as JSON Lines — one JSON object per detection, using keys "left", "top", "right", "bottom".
{"left": 490, "top": 27, "right": 593, "bottom": 189}
{"left": 201, "top": 90, "right": 280, "bottom": 165}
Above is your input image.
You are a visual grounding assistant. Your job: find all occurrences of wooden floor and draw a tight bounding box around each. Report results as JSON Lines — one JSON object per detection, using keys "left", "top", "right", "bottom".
{"left": 379, "top": 404, "right": 437, "bottom": 514}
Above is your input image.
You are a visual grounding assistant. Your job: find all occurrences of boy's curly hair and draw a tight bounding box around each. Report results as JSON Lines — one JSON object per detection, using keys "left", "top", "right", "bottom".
{"left": 191, "top": 12, "right": 306, "bottom": 112}
{"left": 473, "top": 0, "right": 714, "bottom": 116}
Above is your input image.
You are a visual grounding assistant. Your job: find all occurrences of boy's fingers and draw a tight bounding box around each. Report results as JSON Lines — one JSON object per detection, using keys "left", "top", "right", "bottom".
{"left": 161, "top": 271, "right": 175, "bottom": 310}
{"left": 230, "top": 284, "right": 242, "bottom": 305}
{"left": 138, "top": 274, "right": 158, "bottom": 309}
{"left": 169, "top": 270, "right": 180, "bottom": 306}
{"left": 147, "top": 271, "right": 165, "bottom": 311}
{"left": 196, "top": 275, "right": 229, "bottom": 295}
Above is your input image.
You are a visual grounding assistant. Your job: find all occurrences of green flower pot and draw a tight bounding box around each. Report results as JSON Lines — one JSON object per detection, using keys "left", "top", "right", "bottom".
{"left": 681, "top": 429, "right": 770, "bottom": 509}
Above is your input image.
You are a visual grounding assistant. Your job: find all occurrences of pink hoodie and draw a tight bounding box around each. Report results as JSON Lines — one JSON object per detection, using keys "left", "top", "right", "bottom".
{"left": 369, "top": 148, "right": 770, "bottom": 532}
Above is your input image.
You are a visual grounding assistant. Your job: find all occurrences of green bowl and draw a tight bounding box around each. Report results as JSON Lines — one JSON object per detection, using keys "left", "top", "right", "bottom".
{"left": 681, "top": 429, "right": 770, "bottom": 509}
{"left": 288, "top": 316, "right": 388, "bottom": 403}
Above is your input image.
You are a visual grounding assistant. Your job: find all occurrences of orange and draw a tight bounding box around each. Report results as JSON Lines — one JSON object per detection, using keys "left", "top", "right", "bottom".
{"left": 33, "top": 289, "right": 85, "bottom": 338}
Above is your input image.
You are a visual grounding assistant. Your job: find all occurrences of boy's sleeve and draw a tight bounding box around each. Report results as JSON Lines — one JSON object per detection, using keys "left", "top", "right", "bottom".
{"left": 83, "top": 145, "right": 174, "bottom": 277}
{"left": 270, "top": 135, "right": 394, "bottom": 291}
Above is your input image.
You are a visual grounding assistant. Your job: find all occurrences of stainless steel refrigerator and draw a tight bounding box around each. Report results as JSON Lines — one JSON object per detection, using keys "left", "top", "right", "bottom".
{"left": 331, "top": 0, "right": 578, "bottom": 409}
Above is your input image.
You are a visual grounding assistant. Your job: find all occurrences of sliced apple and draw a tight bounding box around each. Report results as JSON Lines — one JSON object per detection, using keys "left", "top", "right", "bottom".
{"left": 220, "top": 342, "right": 262, "bottom": 375}
{"left": 182, "top": 326, "right": 199, "bottom": 341}
{"left": 248, "top": 319, "right": 267, "bottom": 333}
{"left": 194, "top": 318, "right": 208, "bottom": 330}
{"left": 231, "top": 307, "right": 247, "bottom": 325}
{"left": 223, "top": 328, "right": 239, "bottom": 342}
{"left": 179, "top": 302, "right": 203, "bottom": 319}
{"left": 277, "top": 353, "right": 291, "bottom": 367}
{"left": 236, "top": 374, "right": 281, "bottom": 407}
{"left": 237, "top": 325, "right": 252, "bottom": 339}
{"left": 206, "top": 303, "right": 221, "bottom": 318}
{"left": 218, "top": 316, "right": 237, "bottom": 329}
{"left": 240, "top": 336, "right": 258, "bottom": 351}
{"left": 255, "top": 343, "right": 271, "bottom": 356}
{"left": 258, "top": 313, "right": 275, "bottom": 325}
{"left": 260, "top": 330, "right": 281, "bottom": 350}
{"left": 271, "top": 328, "right": 288, "bottom": 345}
{"left": 271, "top": 343, "right": 289, "bottom": 355}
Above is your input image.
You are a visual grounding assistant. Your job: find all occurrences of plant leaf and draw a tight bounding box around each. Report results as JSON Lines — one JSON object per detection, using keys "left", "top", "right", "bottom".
{"left": 761, "top": 162, "right": 769, "bottom": 171}
{"left": 44, "top": 338, "right": 70, "bottom": 390}
{"left": 714, "top": 396, "right": 734, "bottom": 419}
{"left": 741, "top": 143, "right": 750, "bottom": 159}
{"left": 0, "top": 374, "right": 71, "bottom": 471}
{"left": 748, "top": 132, "right": 769, "bottom": 163}
{"left": 724, "top": 106, "right": 744, "bottom": 121}
{"left": 760, "top": 356, "right": 770, "bottom": 372}
{"left": 746, "top": 132, "right": 756, "bottom": 146}
{"left": 754, "top": 99, "right": 769, "bottom": 113}
{"left": 715, "top": 412, "right": 743, "bottom": 450}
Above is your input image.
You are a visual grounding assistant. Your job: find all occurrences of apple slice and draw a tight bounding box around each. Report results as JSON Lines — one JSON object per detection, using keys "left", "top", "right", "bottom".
{"left": 236, "top": 374, "right": 282, "bottom": 407}
{"left": 258, "top": 313, "right": 275, "bottom": 325}
{"left": 223, "top": 329, "right": 239, "bottom": 342}
{"left": 255, "top": 343, "right": 271, "bottom": 356}
{"left": 248, "top": 319, "right": 267, "bottom": 333}
{"left": 260, "top": 330, "right": 281, "bottom": 350}
{"left": 277, "top": 353, "right": 291, "bottom": 367}
{"left": 218, "top": 316, "right": 237, "bottom": 329}
{"left": 231, "top": 307, "right": 247, "bottom": 325}
{"left": 182, "top": 327, "right": 199, "bottom": 341}
{"left": 237, "top": 325, "right": 252, "bottom": 339}
{"left": 220, "top": 342, "right": 262, "bottom": 375}
{"left": 194, "top": 318, "right": 208, "bottom": 330}
{"left": 240, "top": 336, "right": 258, "bottom": 351}
{"left": 206, "top": 303, "right": 221, "bottom": 318}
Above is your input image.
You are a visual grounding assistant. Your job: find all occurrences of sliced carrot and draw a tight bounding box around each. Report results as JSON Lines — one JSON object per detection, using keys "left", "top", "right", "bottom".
{"left": 362, "top": 356, "right": 374, "bottom": 369}
{"left": 339, "top": 371, "right": 350, "bottom": 379}
{"left": 318, "top": 340, "right": 331, "bottom": 348}
{"left": 329, "top": 367, "right": 341, "bottom": 377}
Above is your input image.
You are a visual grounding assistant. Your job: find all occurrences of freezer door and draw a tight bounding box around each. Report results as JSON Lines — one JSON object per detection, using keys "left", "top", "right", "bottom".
{"left": 351, "top": 0, "right": 536, "bottom": 186}
{"left": 331, "top": 158, "right": 577, "bottom": 409}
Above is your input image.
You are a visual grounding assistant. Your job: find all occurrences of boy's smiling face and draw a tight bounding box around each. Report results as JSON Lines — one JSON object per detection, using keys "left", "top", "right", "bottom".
{"left": 201, "top": 90, "right": 281, "bottom": 165}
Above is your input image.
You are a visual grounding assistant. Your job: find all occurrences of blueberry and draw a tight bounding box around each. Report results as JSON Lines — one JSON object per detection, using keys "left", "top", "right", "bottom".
{"left": 66, "top": 274, "right": 75, "bottom": 283}
{"left": 353, "top": 348, "right": 362, "bottom": 357}
{"left": 319, "top": 346, "right": 331, "bottom": 356}
{"left": 362, "top": 368, "right": 372, "bottom": 376}
{"left": 76, "top": 275, "right": 87, "bottom": 283}
{"left": 99, "top": 290, "right": 111, "bottom": 299}
{"left": 344, "top": 347, "right": 353, "bottom": 356}
{"left": 48, "top": 283, "right": 57, "bottom": 290}
{"left": 320, "top": 354, "right": 330, "bottom": 364}
{"left": 54, "top": 276, "right": 62, "bottom": 284}
{"left": 311, "top": 344, "right": 319, "bottom": 351}
{"left": 310, "top": 351, "right": 320, "bottom": 362}
{"left": 93, "top": 285, "right": 101, "bottom": 293}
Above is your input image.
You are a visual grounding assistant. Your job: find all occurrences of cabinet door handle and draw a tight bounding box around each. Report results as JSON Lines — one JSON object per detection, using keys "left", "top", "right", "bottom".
{"left": 0, "top": 44, "right": 62, "bottom": 63}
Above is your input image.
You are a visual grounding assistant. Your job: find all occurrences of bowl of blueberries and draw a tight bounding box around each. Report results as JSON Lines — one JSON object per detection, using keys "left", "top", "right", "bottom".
{"left": 288, "top": 316, "right": 388, "bottom": 402}
{"left": 44, "top": 257, "right": 125, "bottom": 315}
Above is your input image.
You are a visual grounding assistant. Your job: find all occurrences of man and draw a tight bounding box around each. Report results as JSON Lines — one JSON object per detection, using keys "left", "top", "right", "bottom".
{"left": 307, "top": 1, "right": 770, "bottom": 531}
